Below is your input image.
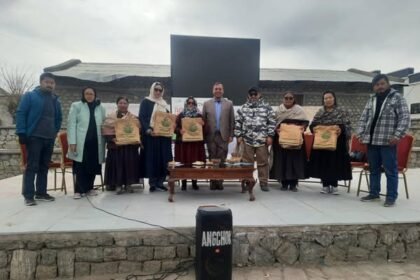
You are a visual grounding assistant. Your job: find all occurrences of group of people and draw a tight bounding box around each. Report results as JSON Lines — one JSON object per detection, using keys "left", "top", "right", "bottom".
{"left": 16, "top": 73, "right": 410, "bottom": 207}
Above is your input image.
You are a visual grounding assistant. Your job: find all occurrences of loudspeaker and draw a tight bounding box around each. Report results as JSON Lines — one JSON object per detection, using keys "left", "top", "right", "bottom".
{"left": 196, "top": 206, "right": 232, "bottom": 280}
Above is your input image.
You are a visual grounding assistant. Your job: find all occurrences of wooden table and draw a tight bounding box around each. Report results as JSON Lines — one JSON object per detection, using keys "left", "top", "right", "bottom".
{"left": 167, "top": 164, "right": 256, "bottom": 202}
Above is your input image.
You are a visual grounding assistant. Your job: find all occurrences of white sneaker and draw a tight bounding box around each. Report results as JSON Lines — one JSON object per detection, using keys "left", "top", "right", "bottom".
{"left": 73, "top": 193, "right": 82, "bottom": 199}
{"left": 331, "top": 187, "right": 339, "bottom": 195}
{"left": 321, "top": 186, "right": 330, "bottom": 194}
{"left": 87, "top": 190, "right": 98, "bottom": 196}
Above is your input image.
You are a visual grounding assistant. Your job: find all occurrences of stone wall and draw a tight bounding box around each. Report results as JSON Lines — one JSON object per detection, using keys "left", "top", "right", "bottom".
{"left": 0, "top": 96, "right": 15, "bottom": 127}
{"left": 0, "top": 127, "right": 60, "bottom": 180}
{"left": 0, "top": 224, "right": 419, "bottom": 279}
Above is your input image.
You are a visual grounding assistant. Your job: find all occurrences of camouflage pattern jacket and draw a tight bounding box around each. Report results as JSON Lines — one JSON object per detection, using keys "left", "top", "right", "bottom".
{"left": 234, "top": 98, "right": 276, "bottom": 147}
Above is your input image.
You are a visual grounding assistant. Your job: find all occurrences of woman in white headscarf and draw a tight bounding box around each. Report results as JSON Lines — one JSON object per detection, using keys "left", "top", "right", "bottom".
{"left": 138, "top": 82, "right": 173, "bottom": 192}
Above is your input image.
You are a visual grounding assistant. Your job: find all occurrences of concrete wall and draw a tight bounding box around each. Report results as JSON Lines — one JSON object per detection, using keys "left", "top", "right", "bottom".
{"left": 0, "top": 224, "right": 419, "bottom": 279}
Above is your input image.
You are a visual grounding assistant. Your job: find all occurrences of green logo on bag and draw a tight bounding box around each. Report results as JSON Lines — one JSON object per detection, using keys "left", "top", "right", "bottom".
{"left": 161, "top": 117, "right": 171, "bottom": 127}
{"left": 189, "top": 123, "right": 198, "bottom": 133}
{"left": 321, "top": 131, "right": 331, "bottom": 140}
{"left": 124, "top": 123, "right": 133, "bottom": 134}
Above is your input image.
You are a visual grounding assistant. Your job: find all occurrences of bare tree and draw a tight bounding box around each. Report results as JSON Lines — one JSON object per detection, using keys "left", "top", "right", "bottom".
{"left": 0, "top": 65, "right": 35, "bottom": 95}
{"left": 0, "top": 65, "right": 36, "bottom": 124}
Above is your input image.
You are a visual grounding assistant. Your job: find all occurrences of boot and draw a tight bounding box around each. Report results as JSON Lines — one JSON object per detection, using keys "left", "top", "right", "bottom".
{"left": 192, "top": 180, "right": 199, "bottom": 190}
{"left": 181, "top": 180, "right": 187, "bottom": 191}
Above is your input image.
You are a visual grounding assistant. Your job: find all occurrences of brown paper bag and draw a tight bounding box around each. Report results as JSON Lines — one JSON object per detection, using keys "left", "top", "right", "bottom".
{"left": 153, "top": 111, "right": 176, "bottom": 137}
{"left": 115, "top": 118, "right": 141, "bottom": 145}
{"left": 313, "top": 125, "right": 338, "bottom": 151}
{"left": 278, "top": 123, "right": 303, "bottom": 149}
{"left": 182, "top": 117, "right": 203, "bottom": 142}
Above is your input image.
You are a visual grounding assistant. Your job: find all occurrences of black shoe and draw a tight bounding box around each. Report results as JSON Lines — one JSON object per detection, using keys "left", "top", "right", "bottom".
{"left": 149, "top": 186, "right": 156, "bottom": 192}
{"left": 25, "top": 198, "right": 37, "bottom": 206}
{"left": 34, "top": 194, "right": 55, "bottom": 201}
{"left": 210, "top": 181, "right": 217, "bottom": 190}
{"left": 289, "top": 186, "right": 298, "bottom": 192}
{"left": 360, "top": 195, "right": 380, "bottom": 202}
{"left": 157, "top": 186, "right": 168, "bottom": 192}
{"left": 106, "top": 185, "right": 116, "bottom": 191}
{"left": 384, "top": 200, "right": 395, "bottom": 207}
{"left": 280, "top": 185, "right": 288, "bottom": 191}
{"left": 217, "top": 184, "right": 224, "bottom": 190}
{"left": 181, "top": 180, "right": 187, "bottom": 191}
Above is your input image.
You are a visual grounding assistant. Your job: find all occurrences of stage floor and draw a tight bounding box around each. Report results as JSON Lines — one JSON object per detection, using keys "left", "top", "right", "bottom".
{"left": 1, "top": 169, "right": 420, "bottom": 234}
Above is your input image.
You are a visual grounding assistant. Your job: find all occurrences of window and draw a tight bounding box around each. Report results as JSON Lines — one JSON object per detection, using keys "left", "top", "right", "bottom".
{"left": 411, "top": 103, "right": 420, "bottom": 114}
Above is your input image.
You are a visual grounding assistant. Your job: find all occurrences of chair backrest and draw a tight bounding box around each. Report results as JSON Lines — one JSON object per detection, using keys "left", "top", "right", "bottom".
{"left": 350, "top": 134, "right": 368, "bottom": 154}
{"left": 304, "top": 133, "right": 314, "bottom": 161}
{"left": 58, "top": 131, "right": 73, "bottom": 166}
{"left": 397, "top": 134, "right": 415, "bottom": 170}
{"left": 19, "top": 143, "right": 28, "bottom": 170}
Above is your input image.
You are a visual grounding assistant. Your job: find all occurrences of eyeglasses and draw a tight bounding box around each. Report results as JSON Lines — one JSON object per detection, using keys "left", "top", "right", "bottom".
{"left": 249, "top": 92, "right": 258, "bottom": 97}
{"left": 284, "top": 96, "right": 294, "bottom": 100}
{"left": 154, "top": 88, "right": 163, "bottom": 92}
{"left": 187, "top": 101, "right": 195, "bottom": 105}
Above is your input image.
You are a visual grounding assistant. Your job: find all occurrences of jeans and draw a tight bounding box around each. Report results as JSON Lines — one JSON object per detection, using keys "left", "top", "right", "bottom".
{"left": 367, "top": 144, "right": 398, "bottom": 201}
{"left": 149, "top": 177, "right": 165, "bottom": 188}
{"left": 22, "top": 137, "right": 54, "bottom": 199}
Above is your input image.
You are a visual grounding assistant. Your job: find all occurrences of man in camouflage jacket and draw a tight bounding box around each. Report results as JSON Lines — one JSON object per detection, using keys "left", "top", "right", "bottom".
{"left": 357, "top": 74, "right": 410, "bottom": 207}
{"left": 235, "top": 87, "right": 276, "bottom": 191}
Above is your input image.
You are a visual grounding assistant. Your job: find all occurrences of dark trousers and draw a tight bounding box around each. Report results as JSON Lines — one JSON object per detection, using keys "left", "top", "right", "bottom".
{"left": 282, "top": 179, "right": 298, "bottom": 188}
{"left": 207, "top": 132, "right": 229, "bottom": 188}
{"left": 74, "top": 170, "right": 96, "bottom": 194}
{"left": 367, "top": 144, "right": 398, "bottom": 201}
{"left": 322, "top": 180, "right": 338, "bottom": 187}
{"left": 22, "top": 137, "right": 54, "bottom": 199}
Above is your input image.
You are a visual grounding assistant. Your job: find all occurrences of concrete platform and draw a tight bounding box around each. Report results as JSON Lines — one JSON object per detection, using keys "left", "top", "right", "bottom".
{"left": 1, "top": 169, "right": 419, "bottom": 234}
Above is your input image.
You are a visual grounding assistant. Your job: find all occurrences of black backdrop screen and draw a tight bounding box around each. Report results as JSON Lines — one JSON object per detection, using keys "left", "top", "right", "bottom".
{"left": 170, "top": 35, "right": 260, "bottom": 105}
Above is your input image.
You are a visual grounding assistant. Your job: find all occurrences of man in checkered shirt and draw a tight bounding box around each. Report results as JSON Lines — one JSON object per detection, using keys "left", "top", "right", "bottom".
{"left": 357, "top": 74, "right": 410, "bottom": 207}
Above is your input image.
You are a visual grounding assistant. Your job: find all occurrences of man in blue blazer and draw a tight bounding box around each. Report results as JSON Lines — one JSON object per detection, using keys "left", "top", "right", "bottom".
{"left": 16, "top": 73, "right": 62, "bottom": 206}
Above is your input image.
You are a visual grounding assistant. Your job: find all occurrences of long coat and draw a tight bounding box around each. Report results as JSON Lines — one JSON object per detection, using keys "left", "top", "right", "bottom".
{"left": 67, "top": 101, "right": 106, "bottom": 163}
{"left": 202, "top": 98, "right": 235, "bottom": 142}
{"left": 138, "top": 98, "right": 173, "bottom": 178}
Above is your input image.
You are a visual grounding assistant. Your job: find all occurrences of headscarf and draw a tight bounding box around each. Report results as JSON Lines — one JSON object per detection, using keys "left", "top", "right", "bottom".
{"left": 312, "top": 106, "right": 352, "bottom": 139}
{"left": 275, "top": 104, "right": 308, "bottom": 125}
{"left": 182, "top": 97, "right": 199, "bottom": 118}
{"left": 147, "top": 82, "right": 168, "bottom": 127}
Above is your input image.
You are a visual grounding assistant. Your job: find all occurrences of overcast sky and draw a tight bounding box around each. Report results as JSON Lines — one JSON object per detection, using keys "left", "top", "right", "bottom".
{"left": 1, "top": 0, "right": 419, "bottom": 78}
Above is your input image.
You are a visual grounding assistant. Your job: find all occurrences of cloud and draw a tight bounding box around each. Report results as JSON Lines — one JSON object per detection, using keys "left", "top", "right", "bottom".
{"left": 0, "top": 0, "right": 419, "bottom": 76}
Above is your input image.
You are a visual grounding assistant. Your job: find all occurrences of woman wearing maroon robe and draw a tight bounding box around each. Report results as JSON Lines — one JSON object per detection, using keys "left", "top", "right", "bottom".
{"left": 174, "top": 97, "right": 206, "bottom": 190}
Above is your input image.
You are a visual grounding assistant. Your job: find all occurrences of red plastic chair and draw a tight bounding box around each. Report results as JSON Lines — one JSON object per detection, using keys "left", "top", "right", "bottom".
{"left": 58, "top": 131, "right": 104, "bottom": 192}
{"left": 57, "top": 132, "right": 75, "bottom": 194}
{"left": 357, "top": 134, "right": 415, "bottom": 199}
{"left": 304, "top": 133, "right": 314, "bottom": 161}
{"left": 349, "top": 135, "right": 368, "bottom": 193}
